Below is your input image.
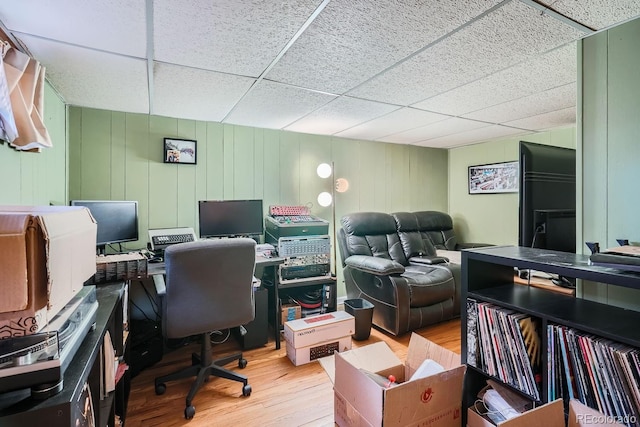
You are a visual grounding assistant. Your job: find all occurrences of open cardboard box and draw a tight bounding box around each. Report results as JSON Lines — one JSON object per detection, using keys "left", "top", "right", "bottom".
{"left": 319, "top": 332, "right": 466, "bottom": 426}
{"left": 0, "top": 205, "right": 97, "bottom": 336}
{"left": 467, "top": 398, "right": 625, "bottom": 427}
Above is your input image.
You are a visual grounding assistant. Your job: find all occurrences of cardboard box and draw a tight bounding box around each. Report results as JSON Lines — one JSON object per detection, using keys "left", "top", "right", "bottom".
{"left": 281, "top": 300, "right": 301, "bottom": 324}
{"left": 0, "top": 206, "right": 97, "bottom": 336}
{"left": 284, "top": 310, "right": 355, "bottom": 349}
{"left": 320, "top": 332, "right": 465, "bottom": 427}
{"left": 286, "top": 335, "right": 352, "bottom": 366}
{"left": 467, "top": 399, "right": 625, "bottom": 427}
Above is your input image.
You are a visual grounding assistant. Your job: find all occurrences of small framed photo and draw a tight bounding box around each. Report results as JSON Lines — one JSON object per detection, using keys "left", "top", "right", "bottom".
{"left": 468, "top": 161, "right": 518, "bottom": 194}
{"left": 164, "top": 138, "right": 197, "bottom": 165}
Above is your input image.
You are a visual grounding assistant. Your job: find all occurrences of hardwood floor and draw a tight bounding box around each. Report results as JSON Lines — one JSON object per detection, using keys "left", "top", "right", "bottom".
{"left": 125, "top": 318, "right": 461, "bottom": 427}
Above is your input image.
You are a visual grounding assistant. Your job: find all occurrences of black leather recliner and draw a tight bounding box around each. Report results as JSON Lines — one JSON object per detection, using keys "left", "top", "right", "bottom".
{"left": 391, "top": 211, "right": 462, "bottom": 316}
{"left": 407, "top": 210, "right": 489, "bottom": 251}
{"left": 337, "top": 212, "right": 456, "bottom": 336}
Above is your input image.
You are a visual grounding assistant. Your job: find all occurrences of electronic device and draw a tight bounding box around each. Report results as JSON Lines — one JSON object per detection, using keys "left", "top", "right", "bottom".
{"left": 0, "top": 286, "right": 98, "bottom": 397}
{"left": 518, "top": 141, "right": 576, "bottom": 253}
{"left": 531, "top": 209, "right": 576, "bottom": 253}
{"left": 198, "top": 199, "right": 264, "bottom": 238}
{"left": 70, "top": 200, "right": 139, "bottom": 254}
{"left": 148, "top": 227, "right": 197, "bottom": 251}
{"left": 275, "top": 236, "right": 331, "bottom": 282}
{"left": 269, "top": 205, "right": 310, "bottom": 216}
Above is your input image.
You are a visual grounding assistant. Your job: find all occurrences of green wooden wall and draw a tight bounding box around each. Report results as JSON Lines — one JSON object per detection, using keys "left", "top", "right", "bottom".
{"left": 0, "top": 82, "right": 67, "bottom": 206}
{"left": 447, "top": 127, "right": 576, "bottom": 246}
{"left": 580, "top": 17, "right": 640, "bottom": 310}
{"left": 68, "top": 107, "right": 449, "bottom": 296}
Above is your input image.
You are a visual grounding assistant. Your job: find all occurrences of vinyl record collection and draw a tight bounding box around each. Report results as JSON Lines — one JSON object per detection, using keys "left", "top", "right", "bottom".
{"left": 548, "top": 324, "right": 640, "bottom": 425}
{"left": 467, "top": 299, "right": 541, "bottom": 401}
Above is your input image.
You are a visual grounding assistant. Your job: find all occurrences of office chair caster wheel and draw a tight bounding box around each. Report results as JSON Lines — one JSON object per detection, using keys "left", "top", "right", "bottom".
{"left": 185, "top": 405, "right": 196, "bottom": 419}
{"left": 239, "top": 357, "right": 248, "bottom": 369}
{"left": 155, "top": 383, "right": 166, "bottom": 395}
{"left": 242, "top": 384, "right": 252, "bottom": 396}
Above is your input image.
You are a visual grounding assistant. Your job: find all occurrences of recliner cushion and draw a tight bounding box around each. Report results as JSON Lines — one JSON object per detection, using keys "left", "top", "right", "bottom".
{"left": 402, "top": 265, "right": 454, "bottom": 307}
{"left": 412, "top": 211, "right": 458, "bottom": 250}
{"left": 341, "top": 212, "right": 408, "bottom": 265}
{"left": 392, "top": 212, "right": 438, "bottom": 257}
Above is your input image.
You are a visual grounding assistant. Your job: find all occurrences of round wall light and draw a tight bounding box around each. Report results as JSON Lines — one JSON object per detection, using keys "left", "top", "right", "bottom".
{"left": 335, "top": 178, "right": 349, "bottom": 193}
{"left": 317, "top": 191, "right": 333, "bottom": 207}
{"left": 317, "top": 163, "right": 332, "bottom": 179}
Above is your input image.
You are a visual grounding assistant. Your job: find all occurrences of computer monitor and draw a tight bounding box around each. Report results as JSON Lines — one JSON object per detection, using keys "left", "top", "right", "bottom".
{"left": 198, "top": 200, "right": 264, "bottom": 239}
{"left": 532, "top": 209, "right": 576, "bottom": 253}
{"left": 70, "top": 200, "right": 139, "bottom": 254}
{"left": 518, "top": 141, "right": 576, "bottom": 253}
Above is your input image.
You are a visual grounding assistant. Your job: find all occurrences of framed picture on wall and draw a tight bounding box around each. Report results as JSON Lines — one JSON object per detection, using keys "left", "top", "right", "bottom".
{"left": 163, "top": 138, "right": 197, "bottom": 165}
{"left": 468, "top": 161, "right": 518, "bottom": 194}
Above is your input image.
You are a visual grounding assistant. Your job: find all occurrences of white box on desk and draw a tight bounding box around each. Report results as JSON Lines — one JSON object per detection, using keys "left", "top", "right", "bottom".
{"left": 284, "top": 310, "right": 355, "bottom": 349}
{"left": 286, "top": 335, "right": 352, "bottom": 366}
{"left": 319, "top": 333, "right": 465, "bottom": 427}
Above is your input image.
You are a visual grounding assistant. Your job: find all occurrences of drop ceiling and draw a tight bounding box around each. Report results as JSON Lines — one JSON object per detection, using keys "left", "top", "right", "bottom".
{"left": 1, "top": 0, "right": 639, "bottom": 149}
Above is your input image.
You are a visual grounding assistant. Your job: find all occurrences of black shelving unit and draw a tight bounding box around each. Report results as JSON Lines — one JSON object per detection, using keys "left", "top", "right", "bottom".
{"left": 461, "top": 245, "right": 640, "bottom": 421}
{"left": 0, "top": 283, "right": 130, "bottom": 427}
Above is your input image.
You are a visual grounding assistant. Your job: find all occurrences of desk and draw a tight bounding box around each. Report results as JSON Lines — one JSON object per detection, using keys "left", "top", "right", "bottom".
{"left": 147, "top": 255, "right": 286, "bottom": 349}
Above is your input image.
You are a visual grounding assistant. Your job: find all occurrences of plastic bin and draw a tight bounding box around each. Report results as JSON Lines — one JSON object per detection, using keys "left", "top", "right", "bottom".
{"left": 343, "top": 298, "right": 374, "bottom": 341}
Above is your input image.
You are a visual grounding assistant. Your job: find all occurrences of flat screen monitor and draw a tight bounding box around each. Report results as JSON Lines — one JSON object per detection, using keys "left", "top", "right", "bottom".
{"left": 70, "top": 200, "right": 139, "bottom": 253}
{"left": 198, "top": 199, "right": 264, "bottom": 238}
{"left": 518, "top": 141, "right": 576, "bottom": 252}
{"left": 532, "top": 209, "right": 576, "bottom": 253}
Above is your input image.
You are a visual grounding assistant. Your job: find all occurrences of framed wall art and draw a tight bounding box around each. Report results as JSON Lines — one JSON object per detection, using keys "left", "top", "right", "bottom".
{"left": 468, "top": 161, "right": 518, "bottom": 194}
{"left": 163, "top": 138, "right": 197, "bottom": 165}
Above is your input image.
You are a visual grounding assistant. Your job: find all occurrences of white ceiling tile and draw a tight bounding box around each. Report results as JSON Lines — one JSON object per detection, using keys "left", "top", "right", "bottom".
{"left": 538, "top": 0, "right": 640, "bottom": 30}
{"left": 285, "top": 97, "right": 399, "bottom": 136}
{"left": 18, "top": 35, "right": 149, "bottom": 113}
{"left": 380, "top": 117, "right": 491, "bottom": 145}
{"left": 504, "top": 106, "right": 576, "bottom": 130}
{"left": 415, "top": 125, "right": 529, "bottom": 148}
{"left": 153, "top": 63, "right": 255, "bottom": 122}
{"left": 153, "top": 0, "right": 320, "bottom": 77}
{"left": 0, "top": 0, "right": 146, "bottom": 57}
{"left": 412, "top": 43, "right": 577, "bottom": 116}
{"left": 266, "top": 0, "right": 503, "bottom": 94}
{"left": 349, "top": 1, "right": 585, "bottom": 106}
{"left": 335, "top": 108, "right": 450, "bottom": 140}
{"left": 225, "top": 81, "right": 337, "bottom": 129}
{"left": 462, "top": 83, "right": 576, "bottom": 123}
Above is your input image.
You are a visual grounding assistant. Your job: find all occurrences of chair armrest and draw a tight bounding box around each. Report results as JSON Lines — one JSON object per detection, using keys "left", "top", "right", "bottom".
{"left": 345, "top": 255, "right": 405, "bottom": 275}
{"left": 409, "top": 255, "right": 449, "bottom": 265}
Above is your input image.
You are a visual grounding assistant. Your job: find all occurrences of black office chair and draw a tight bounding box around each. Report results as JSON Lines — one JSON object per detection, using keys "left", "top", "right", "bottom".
{"left": 154, "top": 238, "right": 256, "bottom": 419}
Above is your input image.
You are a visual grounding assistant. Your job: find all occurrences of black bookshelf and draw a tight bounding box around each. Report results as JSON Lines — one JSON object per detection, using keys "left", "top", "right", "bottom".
{"left": 461, "top": 245, "right": 640, "bottom": 420}
{"left": 0, "top": 283, "right": 130, "bottom": 427}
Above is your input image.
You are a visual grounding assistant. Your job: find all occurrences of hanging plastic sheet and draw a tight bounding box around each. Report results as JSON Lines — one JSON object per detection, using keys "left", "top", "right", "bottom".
{"left": 3, "top": 45, "right": 52, "bottom": 151}
{"left": 0, "top": 41, "right": 18, "bottom": 143}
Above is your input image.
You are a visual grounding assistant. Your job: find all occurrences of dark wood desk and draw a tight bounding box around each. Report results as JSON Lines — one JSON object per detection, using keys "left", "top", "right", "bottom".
{"left": 147, "top": 255, "right": 286, "bottom": 349}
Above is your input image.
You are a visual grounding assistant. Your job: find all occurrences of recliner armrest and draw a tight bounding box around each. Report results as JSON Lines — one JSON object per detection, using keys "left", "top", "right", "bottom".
{"left": 344, "top": 255, "right": 405, "bottom": 275}
{"left": 409, "top": 255, "right": 449, "bottom": 265}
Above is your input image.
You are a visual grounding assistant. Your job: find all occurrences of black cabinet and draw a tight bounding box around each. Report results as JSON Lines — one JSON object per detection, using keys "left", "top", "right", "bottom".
{"left": 461, "top": 246, "right": 640, "bottom": 422}
{"left": 233, "top": 287, "right": 269, "bottom": 350}
{"left": 0, "top": 283, "right": 130, "bottom": 427}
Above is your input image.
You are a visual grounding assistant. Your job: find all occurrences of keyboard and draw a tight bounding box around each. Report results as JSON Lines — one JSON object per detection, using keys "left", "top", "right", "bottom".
{"left": 148, "top": 227, "right": 197, "bottom": 250}
{"left": 152, "top": 233, "right": 194, "bottom": 246}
